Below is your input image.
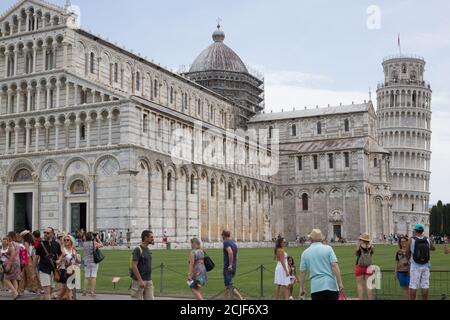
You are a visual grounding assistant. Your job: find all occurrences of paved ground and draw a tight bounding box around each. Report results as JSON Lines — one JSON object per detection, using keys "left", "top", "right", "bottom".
{"left": 0, "top": 290, "right": 190, "bottom": 300}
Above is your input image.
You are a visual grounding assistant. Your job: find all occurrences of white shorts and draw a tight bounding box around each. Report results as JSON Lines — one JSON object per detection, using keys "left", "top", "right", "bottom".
{"left": 84, "top": 263, "right": 99, "bottom": 278}
{"left": 39, "top": 271, "right": 54, "bottom": 288}
{"left": 409, "top": 265, "right": 430, "bottom": 289}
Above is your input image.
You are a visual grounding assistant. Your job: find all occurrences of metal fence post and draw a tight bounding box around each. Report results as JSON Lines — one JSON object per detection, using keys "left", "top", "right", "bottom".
{"left": 160, "top": 263, "right": 164, "bottom": 293}
{"left": 260, "top": 265, "right": 264, "bottom": 298}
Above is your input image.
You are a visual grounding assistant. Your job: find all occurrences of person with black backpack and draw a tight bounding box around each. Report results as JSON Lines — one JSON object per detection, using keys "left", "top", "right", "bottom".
{"left": 407, "top": 224, "right": 435, "bottom": 300}
{"left": 129, "top": 230, "right": 154, "bottom": 300}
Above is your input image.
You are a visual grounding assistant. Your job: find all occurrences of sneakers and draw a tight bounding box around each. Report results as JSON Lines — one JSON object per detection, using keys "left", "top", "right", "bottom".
{"left": 289, "top": 296, "right": 294, "bottom": 300}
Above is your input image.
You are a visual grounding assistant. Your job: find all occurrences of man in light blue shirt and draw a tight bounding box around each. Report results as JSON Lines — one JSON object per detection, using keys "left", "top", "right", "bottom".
{"left": 299, "top": 229, "right": 344, "bottom": 300}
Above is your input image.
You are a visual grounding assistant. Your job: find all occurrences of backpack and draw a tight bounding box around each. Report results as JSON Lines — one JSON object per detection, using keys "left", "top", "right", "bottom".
{"left": 412, "top": 237, "right": 430, "bottom": 265}
{"left": 358, "top": 247, "right": 373, "bottom": 267}
{"left": 203, "top": 252, "right": 215, "bottom": 272}
{"left": 19, "top": 246, "right": 29, "bottom": 268}
{"left": 129, "top": 246, "right": 144, "bottom": 278}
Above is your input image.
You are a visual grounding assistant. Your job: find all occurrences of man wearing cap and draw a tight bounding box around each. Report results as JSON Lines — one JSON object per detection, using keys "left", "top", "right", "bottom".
{"left": 407, "top": 223, "right": 435, "bottom": 300}
{"left": 299, "top": 229, "right": 344, "bottom": 300}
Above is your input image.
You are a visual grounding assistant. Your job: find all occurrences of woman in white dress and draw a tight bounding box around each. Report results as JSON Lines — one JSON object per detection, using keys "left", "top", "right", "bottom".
{"left": 274, "top": 237, "right": 290, "bottom": 300}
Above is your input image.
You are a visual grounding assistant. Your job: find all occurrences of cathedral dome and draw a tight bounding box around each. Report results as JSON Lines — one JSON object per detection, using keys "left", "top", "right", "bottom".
{"left": 189, "top": 25, "right": 248, "bottom": 73}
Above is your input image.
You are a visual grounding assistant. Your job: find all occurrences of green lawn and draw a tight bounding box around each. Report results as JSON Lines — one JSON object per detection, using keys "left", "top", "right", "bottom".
{"left": 80, "top": 245, "right": 450, "bottom": 300}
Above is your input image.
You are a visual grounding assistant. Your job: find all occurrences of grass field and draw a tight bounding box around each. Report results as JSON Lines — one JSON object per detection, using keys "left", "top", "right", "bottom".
{"left": 80, "top": 244, "right": 450, "bottom": 300}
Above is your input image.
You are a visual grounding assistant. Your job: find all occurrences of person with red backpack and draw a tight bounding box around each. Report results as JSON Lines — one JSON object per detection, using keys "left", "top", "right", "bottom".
{"left": 407, "top": 224, "right": 436, "bottom": 300}
{"left": 18, "top": 231, "right": 40, "bottom": 295}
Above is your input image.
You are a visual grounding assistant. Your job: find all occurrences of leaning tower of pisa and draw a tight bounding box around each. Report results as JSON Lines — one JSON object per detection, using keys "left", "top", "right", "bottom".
{"left": 376, "top": 55, "right": 432, "bottom": 235}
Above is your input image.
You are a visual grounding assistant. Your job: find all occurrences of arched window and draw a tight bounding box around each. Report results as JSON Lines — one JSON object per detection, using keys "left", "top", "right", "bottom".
{"left": 243, "top": 186, "right": 248, "bottom": 202}
{"left": 90, "top": 52, "right": 95, "bottom": 74}
{"left": 80, "top": 124, "right": 86, "bottom": 140}
{"left": 291, "top": 124, "right": 297, "bottom": 136}
{"left": 114, "top": 63, "right": 119, "bottom": 83}
{"left": 344, "top": 119, "right": 350, "bottom": 132}
{"left": 211, "top": 179, "right": 215, "bottom": 197}
{"left": 143, "top": 114, "right": 148, "bottom": 133}
{"left": 269, "top": 126, "right": 273, "bottom": 139}
{"left": 136, "top": 72, "right": 140, "bottom": 91}
{"left": 374, "top": 158, "right": 378, "bottom": 167}
{"left": 167, "top": 172, "right": 172, "bottom": 191}
{"left": 258, "top": 190, "right": 262, "bottom": 204}
{"left": 228, "top": 183, "right": 233, "bottom": 200}
{"left": 270, "top": 192, "right": 274, "bottom": 206}
{"left": 402, "top": 64, "right": 407, "bottom": 74}
{"left": 184, "top": 94, "right": 188, "bottom": 109}
{"left": 157, "top": 118, "right": 162, "bottom": 137}
{"left": 153, "top": 80, "right": 158, "bottom": 97}
{"left": 317, "top": 122, "right": 322, "bottom": 135}
{"left": 302, "top": 193, "right": 308, "bottom": 211}
{"left": 170, "top": 87, "right": 174, "bottom": 104}
{"left": 197, "top": 99, "right": 201, "bottom": 114}
{"left": 190, "top": 174, "right": 196, "bottom": 194}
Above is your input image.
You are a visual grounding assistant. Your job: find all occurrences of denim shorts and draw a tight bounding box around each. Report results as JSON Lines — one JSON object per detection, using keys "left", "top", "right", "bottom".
{"left": 396, "top": 272, "right": 410, "bottom": 288}
{"left": 223, "top": 270, "right": 236, "bottom": 288}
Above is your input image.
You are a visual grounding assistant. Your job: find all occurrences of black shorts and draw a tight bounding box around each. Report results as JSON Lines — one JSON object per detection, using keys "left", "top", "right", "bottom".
{"left": 311, "top": 290, "right": 339, "bottom": 301}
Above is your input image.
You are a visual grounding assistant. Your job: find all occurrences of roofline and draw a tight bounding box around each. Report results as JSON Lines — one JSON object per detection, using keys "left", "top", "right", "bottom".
{"left": 248, "top": 105, "right": 370, "bottom": 124}
{"left": 0, "top": 0, "right": 68, "bottom": 22}
{"left": 184, "top": 69, "right": 264, "bottom": 85}
{"left": 75, "top": 28, "right": 240, "bottom": 108}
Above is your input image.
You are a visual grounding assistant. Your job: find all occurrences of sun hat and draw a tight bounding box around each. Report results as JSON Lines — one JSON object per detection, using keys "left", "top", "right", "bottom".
{"left": 308, "top": 229, "right": 323, "bottom": 242}
{"left": 359, "top": 233, "right": 371, "bottom": 242}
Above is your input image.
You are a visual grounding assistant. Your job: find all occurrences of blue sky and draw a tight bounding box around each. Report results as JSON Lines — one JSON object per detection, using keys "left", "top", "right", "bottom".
{"left": 1, "top": 0, "right": 449, "bottom": 204}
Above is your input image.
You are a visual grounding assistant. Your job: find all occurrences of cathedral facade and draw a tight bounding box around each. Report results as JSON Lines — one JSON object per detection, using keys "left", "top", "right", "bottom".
{"left": 0, "top": 0, "right": 431, "bottom": 244}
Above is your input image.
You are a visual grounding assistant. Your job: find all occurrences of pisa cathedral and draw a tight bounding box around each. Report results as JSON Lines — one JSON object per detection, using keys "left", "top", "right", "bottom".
{"left": 0, "top": 0, "right": 432, "bottom": 244}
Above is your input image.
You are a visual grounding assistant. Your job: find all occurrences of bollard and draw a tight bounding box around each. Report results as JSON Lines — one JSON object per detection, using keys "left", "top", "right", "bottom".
{"left": 160, "top": 263, "right": 164, "bottom": 293}
{"left": 260, "top": 265, "right": 264, "bottom": 298}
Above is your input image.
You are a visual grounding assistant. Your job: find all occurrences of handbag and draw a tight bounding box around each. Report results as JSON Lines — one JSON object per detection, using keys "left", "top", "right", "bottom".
{"left": 203, "top": 251, "right": 215, "bottom": 272}
{"left": 338, "top": 289, "right": 347, "bottom": 300}
{"left": 93, "top": 241, "right": 105, "bottom": 264}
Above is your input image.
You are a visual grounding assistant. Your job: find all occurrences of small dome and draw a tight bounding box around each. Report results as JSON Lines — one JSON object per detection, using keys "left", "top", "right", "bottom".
{"left": 189, "top": 25, "right": 248, "bottom": 74}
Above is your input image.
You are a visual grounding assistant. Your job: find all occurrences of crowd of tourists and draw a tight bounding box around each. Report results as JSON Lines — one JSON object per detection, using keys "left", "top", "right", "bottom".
{"left": 0, "top": 223, "right": 448, "bottom": 300}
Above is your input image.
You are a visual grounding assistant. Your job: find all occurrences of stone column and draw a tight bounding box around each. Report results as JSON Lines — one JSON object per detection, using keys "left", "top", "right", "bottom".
{"left": 35, "top": 123, "right": 40, "bottom": 153}
{"left": 13, "top": 49, "right": 18, "bottom": 76}
{"left": 74, "top": 84, "right": 78, "bottom": 106}
{"left": 62, "top": 42, "right": 68, "bottom": 68}
{"left": 46, "top": 84, "right": 51, "bottom": 109}
{"left": 0, "top": 93, "right": 2, "bottom": 115}
{"left": 25, "top": 123, "right": 31, "bottom": 153}
{"left": 16, "top": 88, "right": 21, "bottom": 114}
{"left": 42, "top": 45, "right": 47, "bottom": 70}
{"left": 86, "top": 119, "right": 91, "bottom": 148}
{"left": 36, "top": 82, "right": 41, "bottom": 110}
{"left": 108, "top": 114, "right": 112, "bottom": 146}
{"left": 5, "top": 127, "right": 10, "bottom": 154}
{"left": 55, "top": 122, "right": 60, "bottom": 151}
{"left": 56, "top": 81, "right": 61, "bottom": 108}
{"left": 75, "top": 118, "right": 81, "bottom": 148}
{"left": 97, "top": 117, "right": 101, "bottom": 146}
{"left": 7, "top": 89, "right": 12, "bottom": 114}
{"left": 52, "top": 44, "right": 57, "bottom": 69}
{"left": 44, "top": 121, "right": 51, "bottom": 151}
{"left": 64, "top": 119, "right": 70, "bottom": 149}
{"left": 14, "top": 127, "right": 19, "bottom": 154}
{"left": 27, "top": 86, "right": 32, "bottom": 112}
{"left": 4, "top": 52, "right": 8, "bottom": 77}
{"left": 65, "top": 81, "right": 70, "bottom": 107}
{"left": 32, "top": 45, "right": 37, "bottom": 73}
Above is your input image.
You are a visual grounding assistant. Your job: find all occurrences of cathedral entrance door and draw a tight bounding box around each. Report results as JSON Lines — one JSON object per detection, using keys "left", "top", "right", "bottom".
{"left": 333, "top": 225, "right": 342, "bottom": 240}
{"left": 71, "top": 203, "right": 87, "bottom": 233}
{"left": 13, "top": 193, "right": 33, "bottom": 232}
